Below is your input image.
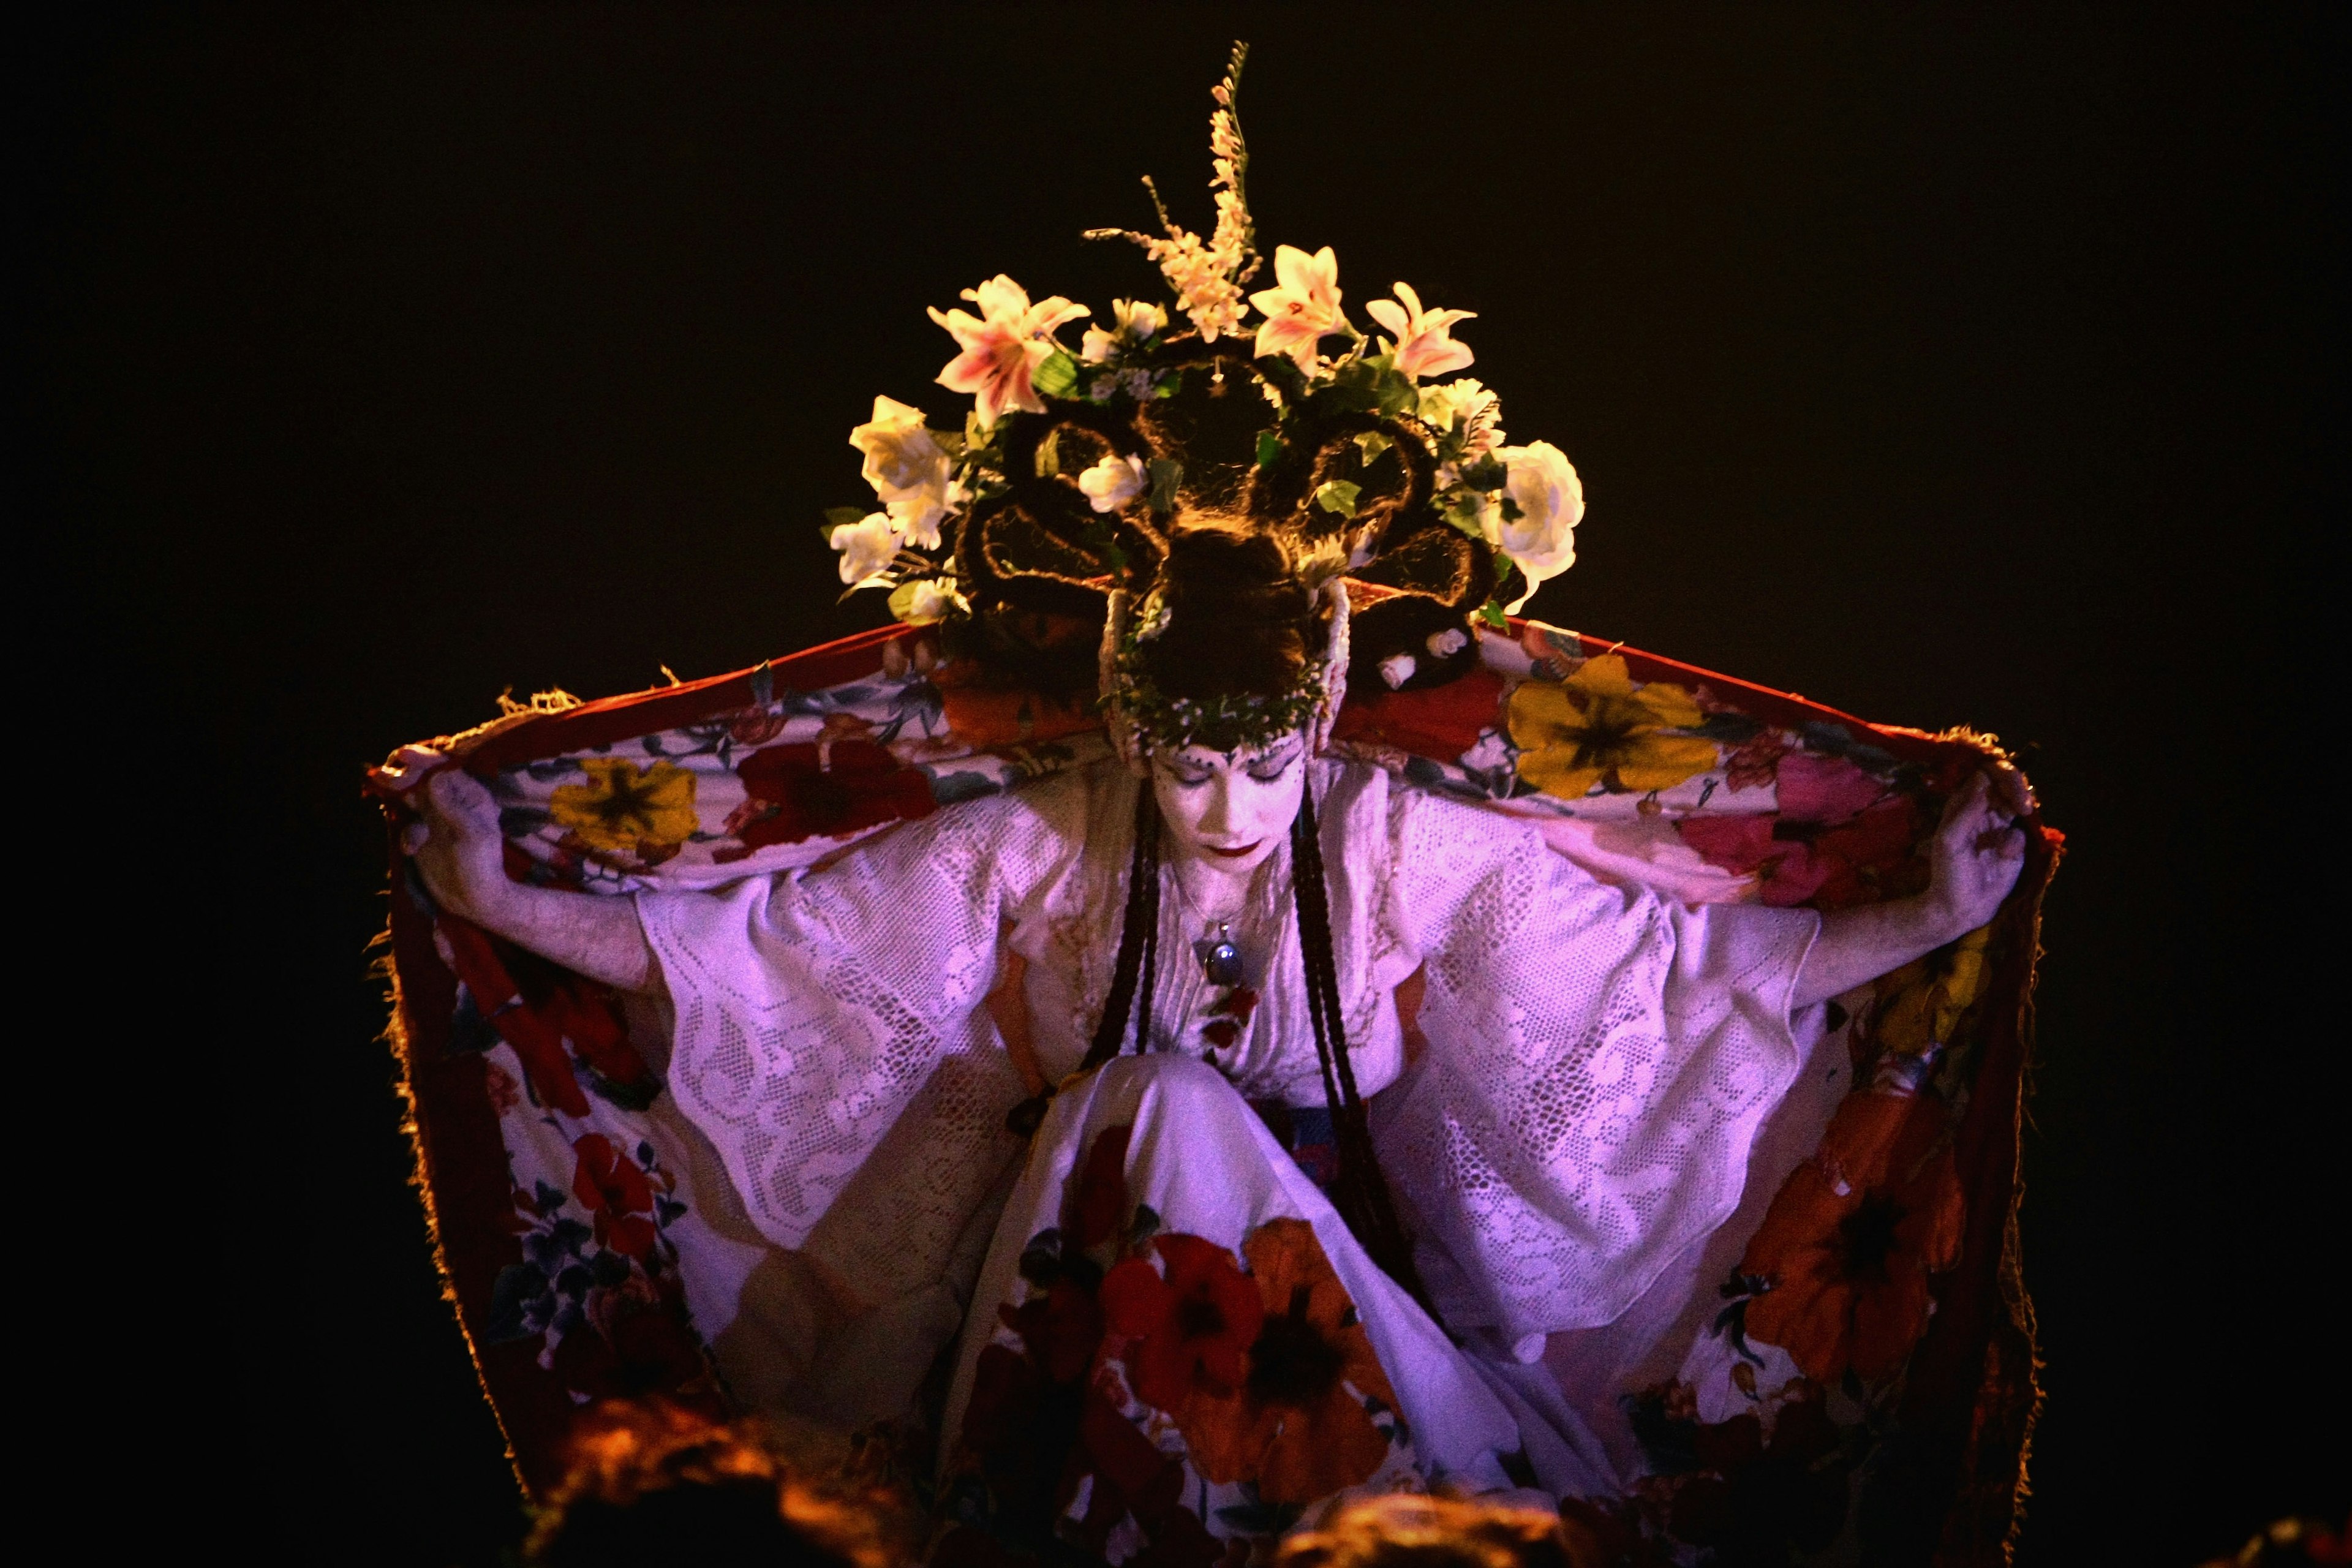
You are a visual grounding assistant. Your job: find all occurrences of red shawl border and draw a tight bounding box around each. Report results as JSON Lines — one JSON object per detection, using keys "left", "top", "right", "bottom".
{"left": 371, "top": 621, "right": 2057, "bottom": 1564}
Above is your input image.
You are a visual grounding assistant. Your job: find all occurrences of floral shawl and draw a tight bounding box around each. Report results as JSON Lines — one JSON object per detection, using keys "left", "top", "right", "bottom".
{"left": 369, "top": 612, "right": 2057, "bottom": 1564}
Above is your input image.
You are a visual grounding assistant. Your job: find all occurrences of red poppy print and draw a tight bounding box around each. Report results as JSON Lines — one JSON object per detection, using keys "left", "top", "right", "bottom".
{"left": 723, "top": 739, "right": 936, "bottom": 853}
{"left": 547, "top": 1283, "right": 714, "bottom": 1409}
{"left": 1330, "top": 666, "right": 1507, "bottom": 764}
{"left": 571, "top": 1133, "right": 660, "bottom": 1259}
{"left": 999, "top": 1282, "right": 1105, "bottom": 1385}
{"left": 1738, "top": 1090, "right": 1964, "bottom": 1384}
{"left": 1100, "top": 1234, "right": 1264, "bottom": 1413}
{"left": 1064, "top": 1125, "right": 1132, "bottom": 1251}
{"left": 1677, "top": 752, "right": 1919, "bottom": 908}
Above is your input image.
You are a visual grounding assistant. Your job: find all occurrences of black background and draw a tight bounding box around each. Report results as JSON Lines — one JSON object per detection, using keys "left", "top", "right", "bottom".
{"left": 21, "top": 6, "right": 2345, "bottom": 1564}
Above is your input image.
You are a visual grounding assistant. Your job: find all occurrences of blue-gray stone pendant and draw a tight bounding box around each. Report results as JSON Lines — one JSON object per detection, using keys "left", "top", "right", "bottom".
{"left": 1193, "top": 922, "right": 1246, "bottom": 987}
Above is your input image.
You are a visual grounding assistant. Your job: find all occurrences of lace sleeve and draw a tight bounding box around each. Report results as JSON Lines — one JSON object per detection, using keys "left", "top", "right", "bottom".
{"left": 639, "top": 775, "right": 1088, "bottom": 1263}
{"left": 1373, "top": 788, "right": 1819, "bottom": 1357}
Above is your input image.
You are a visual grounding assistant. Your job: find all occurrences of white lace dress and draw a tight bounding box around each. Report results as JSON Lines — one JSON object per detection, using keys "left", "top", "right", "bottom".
{"left": 637, "top": 758, "right": 1817, "bottom": 1534}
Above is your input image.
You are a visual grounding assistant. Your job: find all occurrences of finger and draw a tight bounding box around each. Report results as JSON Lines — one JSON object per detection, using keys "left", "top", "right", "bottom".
{"left": 1989, "top": 763, "right": 2034, "bottom": 818}
{"left": 1950, "top": 771, "right": 1998, "bottom": 833}
{"left": 386, "top": 745, "right": 447, "bottom": 792}
{"left": 428, "top": 766, "right": 492, "bottom": 813}
{"left": 1974, "top": 821, "right": 2021, "bottom": 855}
{"left": 1938, "top": 771, "right": 1988, "bottom": 832}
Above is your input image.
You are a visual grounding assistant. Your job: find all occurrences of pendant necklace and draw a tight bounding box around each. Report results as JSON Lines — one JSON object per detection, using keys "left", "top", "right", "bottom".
{"left": 1173, "top": 863, "right": 1259, "bottom": 989}
{"left": 1193, "top": 921, "right": 1247, "bottom": 987}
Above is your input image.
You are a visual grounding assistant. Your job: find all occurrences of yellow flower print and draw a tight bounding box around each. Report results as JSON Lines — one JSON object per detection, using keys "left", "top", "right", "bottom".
{"left": 1507, "top": 654, "right": 1718, "bottom": 800}
{"left": 548, "top": 758, "right": 699, "bottom": 855}
{"left": 1871, "top": 925, "right": 1993, "bottom": 1056}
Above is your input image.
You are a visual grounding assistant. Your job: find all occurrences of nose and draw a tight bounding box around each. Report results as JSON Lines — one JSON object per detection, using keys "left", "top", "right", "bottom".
{"left": 1196, "top": 773, "right": 1235, "bottom": 839}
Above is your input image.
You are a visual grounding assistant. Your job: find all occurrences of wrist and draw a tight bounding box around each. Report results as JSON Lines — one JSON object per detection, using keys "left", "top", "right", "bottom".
{"left": 1910, "top": 889, "right": 1972, "bottom": 949}
{"left": 455, "top": 847, "right": 519, "bottom": 924}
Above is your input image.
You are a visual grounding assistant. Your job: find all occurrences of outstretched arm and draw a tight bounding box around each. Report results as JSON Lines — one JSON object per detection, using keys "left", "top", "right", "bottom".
{"left": 403, "top": 764, "right": 656, "bottom": 992}
{"left": 1790, "top": 764, "right": 2034, "bottom": 1010}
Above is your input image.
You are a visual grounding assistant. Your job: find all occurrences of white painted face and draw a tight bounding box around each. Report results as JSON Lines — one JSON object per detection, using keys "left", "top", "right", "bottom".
{"left": 1150, "top": 728, "right": 1310, "bottom": 881}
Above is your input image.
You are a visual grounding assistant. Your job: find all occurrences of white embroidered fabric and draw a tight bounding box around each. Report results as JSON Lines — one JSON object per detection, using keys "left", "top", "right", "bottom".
{"left": 642, "top": 758, "right": 1814, "bottom": 1352}
{"left": 639, "top": 780, "right": 1069, "bottom": 1307}
{"left": 1375, "top": 786, "right": 1818, "bottom": 1354}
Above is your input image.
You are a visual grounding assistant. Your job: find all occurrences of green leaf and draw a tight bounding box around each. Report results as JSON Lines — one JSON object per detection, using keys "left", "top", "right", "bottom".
{"left": 1442, "top": 491, "right": 1490, "bottom": 538}
{"left": 1319, "top": 360, "right": 1382, "bottom": 414}
{"left": 1476, "top": 599, "right": 1509, "bottom": 630}
{"left": 823, "top": 506, "right": 867, "bottom": 531}
{"left": 1458, "top": 454, "right": 1506, "bottom": 491}
{"left": 933, "top": 429, "right": 967, "bottom": 462}
{"left": 1035, "top": 428, "right": 1061, "bottom": 478}
{"left": 1316, "top": 355, "right": 1418, "bottom": 418}
{"left": 1147, "top": 458, "right": 1184, "bottom": 516}
{"left": 1032, "top": 348, "right": 1080, "bottom": 400}
{"left": 1498, "top": 495, "right": 1525, "bottom": 522}
{"left": 1254, "top": 353, "right": 1311, "bottom": 401}
{"left": 1313, "top": 480, "right": 1362, "bottom": 518}
{"left": 1255, "top": 430, "right": 1284, "bottom": 469}
{"left": 1354, "top": 430, "right": 1393, "bottom": 464}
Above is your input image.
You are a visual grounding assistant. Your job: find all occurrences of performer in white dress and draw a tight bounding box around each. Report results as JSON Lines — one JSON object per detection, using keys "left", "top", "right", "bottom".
{"left": 400, "top": 56, "right": 2031, "bottom": 1556}
{"left": 409, "top": 516, "right": 2024, "bottom": 1559}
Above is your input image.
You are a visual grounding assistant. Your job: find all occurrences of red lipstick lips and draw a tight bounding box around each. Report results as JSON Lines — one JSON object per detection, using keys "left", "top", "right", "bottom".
{"left": 1205, "top": 841, "right": 1262, "bottom": 859}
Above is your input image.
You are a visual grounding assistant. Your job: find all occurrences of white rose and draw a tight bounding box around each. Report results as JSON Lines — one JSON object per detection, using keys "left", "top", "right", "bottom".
{"left": 1378, "top": 652, "right": 1418, "bottom": 689}
{"left": 1077, "top": 452, "right": 1148, "bottom": 514}
{"left": 848, "top": 396, "right": 953, "bottom": 548}
{"left": 1494, "top": 441, "right": 1583, "bottom": 612}
{"left": 831, "top": 512, "right": 899, "bottom": 586}
{"left": 1424, "top": 627, "right": 1468, "bottom": 658}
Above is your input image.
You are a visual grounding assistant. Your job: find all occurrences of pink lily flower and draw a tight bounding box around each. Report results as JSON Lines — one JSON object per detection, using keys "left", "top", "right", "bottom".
{"left": 1366, "top": 281, "right": 1476, "bottom": 382}
{"left": 927, "top": 275, "right": 1089, "bottom": 426}
{"left": 1248, "top": 244, "right": 1346, "bottom": 374}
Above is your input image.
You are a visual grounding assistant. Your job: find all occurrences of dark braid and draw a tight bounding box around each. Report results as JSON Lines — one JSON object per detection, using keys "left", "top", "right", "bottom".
{"left": 1134, "top": 802, "right": 1160, "bottom": 1057}
{"left": 1291, "top": 783, "right": 1428, "bottom": 1306}
{"left": 1080, "top": 784, "right": 1163, "bottom": 1072}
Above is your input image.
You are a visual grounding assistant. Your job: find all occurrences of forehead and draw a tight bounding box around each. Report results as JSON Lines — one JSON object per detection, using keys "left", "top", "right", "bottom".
{"left": 1163, "top": 734, "right": 1302, "bottom": 770}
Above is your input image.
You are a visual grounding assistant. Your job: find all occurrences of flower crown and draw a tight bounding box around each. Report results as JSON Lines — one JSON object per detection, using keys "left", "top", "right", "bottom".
{"left": 820, "top": 43, "right": 1583, "bottom": 709}
{"left": 1095, "top": 573, "right": 1351, "bottom": 765}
